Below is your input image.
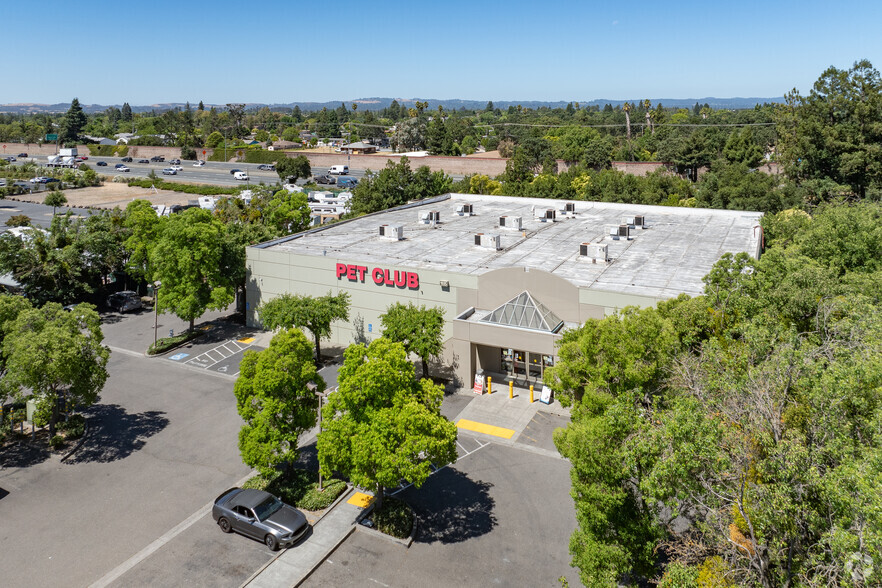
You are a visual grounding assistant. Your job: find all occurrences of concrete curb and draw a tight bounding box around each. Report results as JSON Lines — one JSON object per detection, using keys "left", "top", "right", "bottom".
{"left": 60, "top": 417, "right": 91, "bottom": 462}
{"left": 239, "top": 484, "right": 354, "bottom": 588}
{"left": 353, "top": 500, "right": 417, "bottom": 548}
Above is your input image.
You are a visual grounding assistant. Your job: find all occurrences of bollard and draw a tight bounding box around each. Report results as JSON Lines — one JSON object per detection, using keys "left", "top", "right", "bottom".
{"left": 530, "top": 385, "right": 534, "bottom": 403}
{"left": 488, "top": 376, "right": 492, "bottom": 395}
{"left": 509, "top": 381, "right": 513, "bottom": 399}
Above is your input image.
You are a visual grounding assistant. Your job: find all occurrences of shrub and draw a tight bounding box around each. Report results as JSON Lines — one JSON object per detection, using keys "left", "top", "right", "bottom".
{"left": 298, "top": 479, "right": 346, "bottom": 511}
{"left": 49, "top": 435, "right": 66, "bottom": 449}
{"left": 59, "top": 414, "right": 86, "bottom": 439}
{"left": 6, "top": 214, "right": 31, "bottom": 227}
{"left": 243, "top": 150, "right": 282, "bottom": 164}
{"left": 180, "top": 146, "right": 197, "bottom": 160}
{"left": 371, "top": 496, "right": 414, "bottom": 538}
{"left": 657, "top": 562, "right": 699, "bottom": 588}
{"left": 147, "top": 329, "right": 204, "bottom": 355}
{"left": 242, "top": 469, "right": 347, "bottom": 511}
{"left": 126, "top": 178, "right": 237, "bottom": 196}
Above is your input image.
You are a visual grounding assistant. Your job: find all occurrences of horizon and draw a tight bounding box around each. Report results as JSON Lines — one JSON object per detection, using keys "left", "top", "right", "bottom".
{"left": 2, "top": 1, "right": 880, "bottom": 104}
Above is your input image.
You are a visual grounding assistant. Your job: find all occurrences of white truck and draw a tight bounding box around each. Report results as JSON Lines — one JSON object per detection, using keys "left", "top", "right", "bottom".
{"left": 328, "top": 165, "right": 349, "bottom": 175}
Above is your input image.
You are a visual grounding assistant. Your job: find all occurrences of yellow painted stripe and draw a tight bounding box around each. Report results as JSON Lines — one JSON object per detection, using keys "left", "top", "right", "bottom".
{"left": 199, "top": 325, "right": 212, "bottom": 331}
{"left": 347, "top": 492, "right": 374, "bottom": 508}
{"left": 237, "top": 337, "right": 255, "bottom": 344}
{"left": 456, "top": 419, "right": 515, "bottom": 439}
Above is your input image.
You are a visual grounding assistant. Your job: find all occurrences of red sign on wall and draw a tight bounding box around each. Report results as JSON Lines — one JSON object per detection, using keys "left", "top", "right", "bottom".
{"left": 336, "top": 263, "right": 419, "bottom": 289}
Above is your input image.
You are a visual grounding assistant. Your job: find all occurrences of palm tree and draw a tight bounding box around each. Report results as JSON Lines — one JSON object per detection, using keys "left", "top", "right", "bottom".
{"left": 643, "top": 99, "right": 654, "bottom": 135}
{"left": 623, "top": 102, "right": 632, "bottom": 141}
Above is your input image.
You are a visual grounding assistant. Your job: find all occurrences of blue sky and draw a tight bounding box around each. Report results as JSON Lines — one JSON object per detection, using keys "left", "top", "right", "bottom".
{"left": 3, "top": 0, "right": 880, "bottom": 105}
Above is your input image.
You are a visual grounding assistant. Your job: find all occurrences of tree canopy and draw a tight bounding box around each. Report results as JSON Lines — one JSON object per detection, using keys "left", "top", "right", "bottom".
{"left": 234, "top": 328, "right": 323, "bottom": 476}
{"left": 316, "top": 338, "right": 457, "bottom": 509}
{"left": 379, "top": 303, "right": 446, "bottom": 380}
{"left": 258, "top": 291, "right": 350, "bottom": 366}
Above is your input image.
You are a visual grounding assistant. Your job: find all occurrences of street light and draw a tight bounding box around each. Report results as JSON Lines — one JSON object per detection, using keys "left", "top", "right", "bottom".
{"left": 152, "top": 281, "right": 161, "bottom": 346}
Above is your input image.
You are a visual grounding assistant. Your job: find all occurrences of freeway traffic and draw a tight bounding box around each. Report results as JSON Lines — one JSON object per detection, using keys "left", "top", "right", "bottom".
{"left": 6, "top": 155, "right": 372, "bottom": 187}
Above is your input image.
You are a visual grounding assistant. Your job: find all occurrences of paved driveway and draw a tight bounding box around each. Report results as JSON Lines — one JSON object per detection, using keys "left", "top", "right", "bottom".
{"left": 303, "top": 441, "right": 579, "bottom": 588}
{"left": 0, "top": 351, "right": 251, "bottom": 587}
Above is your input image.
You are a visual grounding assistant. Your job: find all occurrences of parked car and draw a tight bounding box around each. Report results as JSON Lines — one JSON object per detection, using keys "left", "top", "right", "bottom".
{"left": 229, "top": 168, "right": 242, "bottom": 175}
{"left": 138, "top": 159, "right": 150, "bottom": 164}
{"left": 107, "top": 290, "right": 142, "bottom": 313}
{"left": 314, "top": 175, "right": 335, "bottom": 185}
{"left": 121, "top": 156, "right": 133, "bottom": 162}
{"left": 337, "top": 177, "right": 359, "bottom": 188}
{"left": 150, "top": 156, "right": 165, "bottom": 162}
{"left": 258, "top": 164, "right": 275, "bottom": 171}
{"left": 234, "top": 171, "right": 249, "bottom": 181}
{"left": 193, "top": 160, "right": 205, "bottom": 167}
{"left": 17, "top": 152, "right": 27, "bottom": 158}
{"left": 96, "top": 161, "right": 108, "bottom": 166}
{"left": 212, "top": 488, "right": 309, "bottom": 551}
{"left": 117, "top": 165, "right": 130, "bottom": 172}
{"left": 162, "top": 168, "right": 177, "bottom": 175}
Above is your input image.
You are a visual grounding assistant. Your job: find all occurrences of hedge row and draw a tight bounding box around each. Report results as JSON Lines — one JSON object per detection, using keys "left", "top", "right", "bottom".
{"left": 126, "top": 178, "right": 237, "bottom": 196}
{"left": 208, "top": 145, "right": 283, "bottom": 164}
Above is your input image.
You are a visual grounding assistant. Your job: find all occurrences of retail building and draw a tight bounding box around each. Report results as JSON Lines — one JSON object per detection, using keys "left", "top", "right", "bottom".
{"left": 246, "top": 194, "right": 763, "bottom": 387}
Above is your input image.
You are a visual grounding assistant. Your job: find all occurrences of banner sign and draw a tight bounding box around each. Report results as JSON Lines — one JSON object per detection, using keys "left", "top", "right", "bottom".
{"left": 473, "top": 374, "right": 484, "bottom": 395}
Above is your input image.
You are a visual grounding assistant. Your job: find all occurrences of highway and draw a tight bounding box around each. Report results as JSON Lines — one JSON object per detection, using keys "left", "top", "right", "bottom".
{"left": 7, "top": 155, "right": 372, "bottom": 188}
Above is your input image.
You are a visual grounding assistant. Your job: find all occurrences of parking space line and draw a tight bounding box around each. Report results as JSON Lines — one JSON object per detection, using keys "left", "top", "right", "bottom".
{"left": 391, "top": 438, "right": 489, "bottom": 497}
{"left": 456, "top": 418, "right": 515, "bottom": 439}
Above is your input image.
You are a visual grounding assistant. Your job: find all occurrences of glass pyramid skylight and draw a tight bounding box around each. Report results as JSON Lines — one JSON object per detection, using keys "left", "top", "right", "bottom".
{"left": 480, "top": 291, "right": 564, "bottom": 332}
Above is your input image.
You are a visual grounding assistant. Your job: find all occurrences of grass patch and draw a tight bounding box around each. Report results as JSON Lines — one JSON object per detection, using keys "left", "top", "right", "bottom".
{"left": 243, "top": 469, "right": 347, "bottom": 511}
{"left": 147, "top": 329, "right": 203, "bottom": 355}
{"left": 372, "top": 496, "right": 414, "bottom": 539}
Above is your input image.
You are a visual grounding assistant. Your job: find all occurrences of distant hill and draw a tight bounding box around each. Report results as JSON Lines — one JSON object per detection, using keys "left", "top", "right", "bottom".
{"left": 0, "top": 96, "right": 785, "bottom": 115}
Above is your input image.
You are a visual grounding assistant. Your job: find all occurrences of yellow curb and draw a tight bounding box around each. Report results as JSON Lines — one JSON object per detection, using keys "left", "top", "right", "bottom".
{"left": 456, "top": 418, "right": 515, "bottom": 439}
{"left": 237, "top": 337, "right": 255, "bottom": 344}
{"left": 347, "top": 492, "right": 374, "bottom": 508}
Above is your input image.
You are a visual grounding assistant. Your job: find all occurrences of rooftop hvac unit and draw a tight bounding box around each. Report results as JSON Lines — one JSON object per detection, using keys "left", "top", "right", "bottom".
{"left": 420, "top": 210, "right": 441, "bottom": 224}
{"left": 474, "top": 233, "right": 501, "bottom": 250}
{"left": 608, "top": 224, "right": 630, "bottom": 240}
{"left": 564, "top": 202, "right": 577, "bottom": 213}
{"left": 539, "top": 208, "right": 556, "bottom": 222}
{"left": 579, "top": 242, "right": 608, "bottom": 262}
{"left": 379, "top": 224, "right": 404, "bottom": 240}
{"left": 455, "top": 203, "right": 474, "bottom": 216}
{"left": 622, "top": 214, "right": 646, "bottom": 228}
{"left": 498, "top": 215, "right": 522, "bottom": 230}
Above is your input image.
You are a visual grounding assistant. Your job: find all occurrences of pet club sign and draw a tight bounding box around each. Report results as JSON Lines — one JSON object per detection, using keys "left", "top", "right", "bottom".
{"left": 336, "top": 263, "right": 420, "bottom": 289}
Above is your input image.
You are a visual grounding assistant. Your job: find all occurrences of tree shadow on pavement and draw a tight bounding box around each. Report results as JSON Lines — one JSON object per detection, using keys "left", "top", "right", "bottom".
{"left": 0, "top": 436, "right": 51, "bottom": 468}
{"left": 402, "top": 468, "right": 497, "bottom": 544}
{"left": 65, "top": 404, "right": 169, "bottom": 464}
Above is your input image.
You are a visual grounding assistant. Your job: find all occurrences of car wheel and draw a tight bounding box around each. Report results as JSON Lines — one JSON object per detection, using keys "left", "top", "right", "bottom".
{"left": 218, "top": 517, "right": 232, "bottom": 533}
{"left": 264, "top": 534, "right": 279, "bottom": 551}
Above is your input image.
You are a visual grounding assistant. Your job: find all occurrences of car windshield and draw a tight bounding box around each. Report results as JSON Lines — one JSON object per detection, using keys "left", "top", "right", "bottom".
{"left": 253, "top": 496, "right": 283, "bottom": 521}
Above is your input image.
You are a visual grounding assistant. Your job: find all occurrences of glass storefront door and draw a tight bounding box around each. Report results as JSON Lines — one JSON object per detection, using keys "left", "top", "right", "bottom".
{"left": 500, "top": 348, "right": 553, "bottom": 383}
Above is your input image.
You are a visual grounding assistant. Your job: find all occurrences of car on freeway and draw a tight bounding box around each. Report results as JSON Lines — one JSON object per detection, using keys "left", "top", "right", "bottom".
{"left": 258, "top": 164, "right": 275, "bottom": 171}
{"left": 45, "top": 178, "right": 61, "bottom": 185}
{"left": 162, "top": 168, "right": 177, "bottom": 175}
{"left": 229, "top": 168, "right": 242, "bottom": 175}
{"left": 77, "top": 156, "right": 88, "bottom": 161}
{"left": 106, "top": 290, "right": 142, "bottom": 313}
{"left": 313, "top": 174, "right": 335, "bottom": 185}
{"left": 17, "top": 152, "right": 27, "bottom": 158}
{"left": 138, "top": 159, "right": 150, "bottom": 164}
{"left": 170, "top": 165, "right": 183, "bottom": 171}
{"left": 117, "top": 165, "right": 130, "bottom": 172}
{"left": 212, "top": 488, "right": 309, "bottom": 551}
{"left": 169, "top": 158, "right": 181, "bottom": 165}
{"left": 234, "top": 171, "right": 249, "bottom": 181}
{"left": 29, "top": 176, "right": 51, "bottom": 183}
{"left": 96, "top": 161, "right": 108, "bottom": 166}
{"left": 6, "top": 156, "right": 16, "bottom": 162}
{"left": 150, "top": 156, "right": 165, "bottom": 162}
{"left": 121, "top": 156, "right": 133, "bottom": 162}
{"left": 114, "top": 163, "right": 126, "bottom": 169}
{"left": 193, "top": 160, "right": 205, "bottom": 167}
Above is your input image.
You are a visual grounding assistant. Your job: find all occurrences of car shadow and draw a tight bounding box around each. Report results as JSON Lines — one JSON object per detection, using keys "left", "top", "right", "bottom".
{"left": 65, "top": 404, "right": 169, "bottom": 464}
{"left": 399, "top": 468, "right": 497, "bottom": 544}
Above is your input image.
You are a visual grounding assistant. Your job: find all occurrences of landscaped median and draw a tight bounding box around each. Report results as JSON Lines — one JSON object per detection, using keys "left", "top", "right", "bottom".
{"left": 147, "top": 329, "right": 205, "bottom": 355}
{"left": 242, "top": 468, "right": 348, "bottom": 513}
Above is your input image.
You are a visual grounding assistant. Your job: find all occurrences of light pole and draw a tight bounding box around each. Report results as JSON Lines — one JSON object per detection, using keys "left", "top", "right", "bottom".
{"left": 152, "top": 281, "right": 161, "bottom": 347}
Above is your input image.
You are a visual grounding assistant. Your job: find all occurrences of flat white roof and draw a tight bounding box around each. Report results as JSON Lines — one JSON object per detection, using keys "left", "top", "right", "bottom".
{"left": 257, "top": 194, "right": 763, "bottom": 299}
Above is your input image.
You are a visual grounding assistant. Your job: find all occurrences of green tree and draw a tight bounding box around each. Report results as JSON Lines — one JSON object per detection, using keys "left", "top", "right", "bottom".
{"left": 2, "top": 302, "right": 109, "bottom": 438}
{"left": 123, "top": 199, "right": 160, "bottom": 282}
{"left": 61, "top": 98, "right": 87, "bottom": 143}
{"left": 276, "top": 154, "right": 311, "bottom": 183}
{"left": 316, "top": 338, "right": 457, "bottom": 509}
{"left": 149, "top": 208, "right": 233, "bottom": 331}
{"left": 777, "top": 59, "right": 882, "bottom": 199}
{"left": 258, "top": 291, "right": 351, "bottom": 366}
{"left": 234, "top": 328, "right": 323, "bottom": 476}
{"left": 43, "top": 190, "right": 67, "bottom": 215}
{"left": 205, "top": 131, "right": 224, "bottom": 148}
{"left": 349, "top": 157, "right": 451, "bottom": 215}
{"left": 379, "top": 303, "right": 445, "bottom": 380}
{"left": 121, "top": 102, "right": 133, "bottom": 122}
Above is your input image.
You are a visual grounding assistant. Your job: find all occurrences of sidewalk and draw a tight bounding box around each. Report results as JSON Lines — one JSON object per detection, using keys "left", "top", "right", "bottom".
{"left": 242, "top": 488, "right": 366, "bottom": 588}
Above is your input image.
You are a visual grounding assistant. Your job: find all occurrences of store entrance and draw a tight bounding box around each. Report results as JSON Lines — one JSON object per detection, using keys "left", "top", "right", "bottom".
{"left": 499, "top": 348, "right": 554, "bottom": 385}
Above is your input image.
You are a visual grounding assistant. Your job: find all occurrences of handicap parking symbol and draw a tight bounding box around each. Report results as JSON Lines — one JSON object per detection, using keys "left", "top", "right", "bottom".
{"left": 169, "top": 353, "right": 189, "bottom": 361}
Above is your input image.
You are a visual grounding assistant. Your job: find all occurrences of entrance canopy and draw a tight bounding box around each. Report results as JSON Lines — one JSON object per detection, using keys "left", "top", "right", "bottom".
{"left": 479, "top": 291, "right": 564, "bottom": 333}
